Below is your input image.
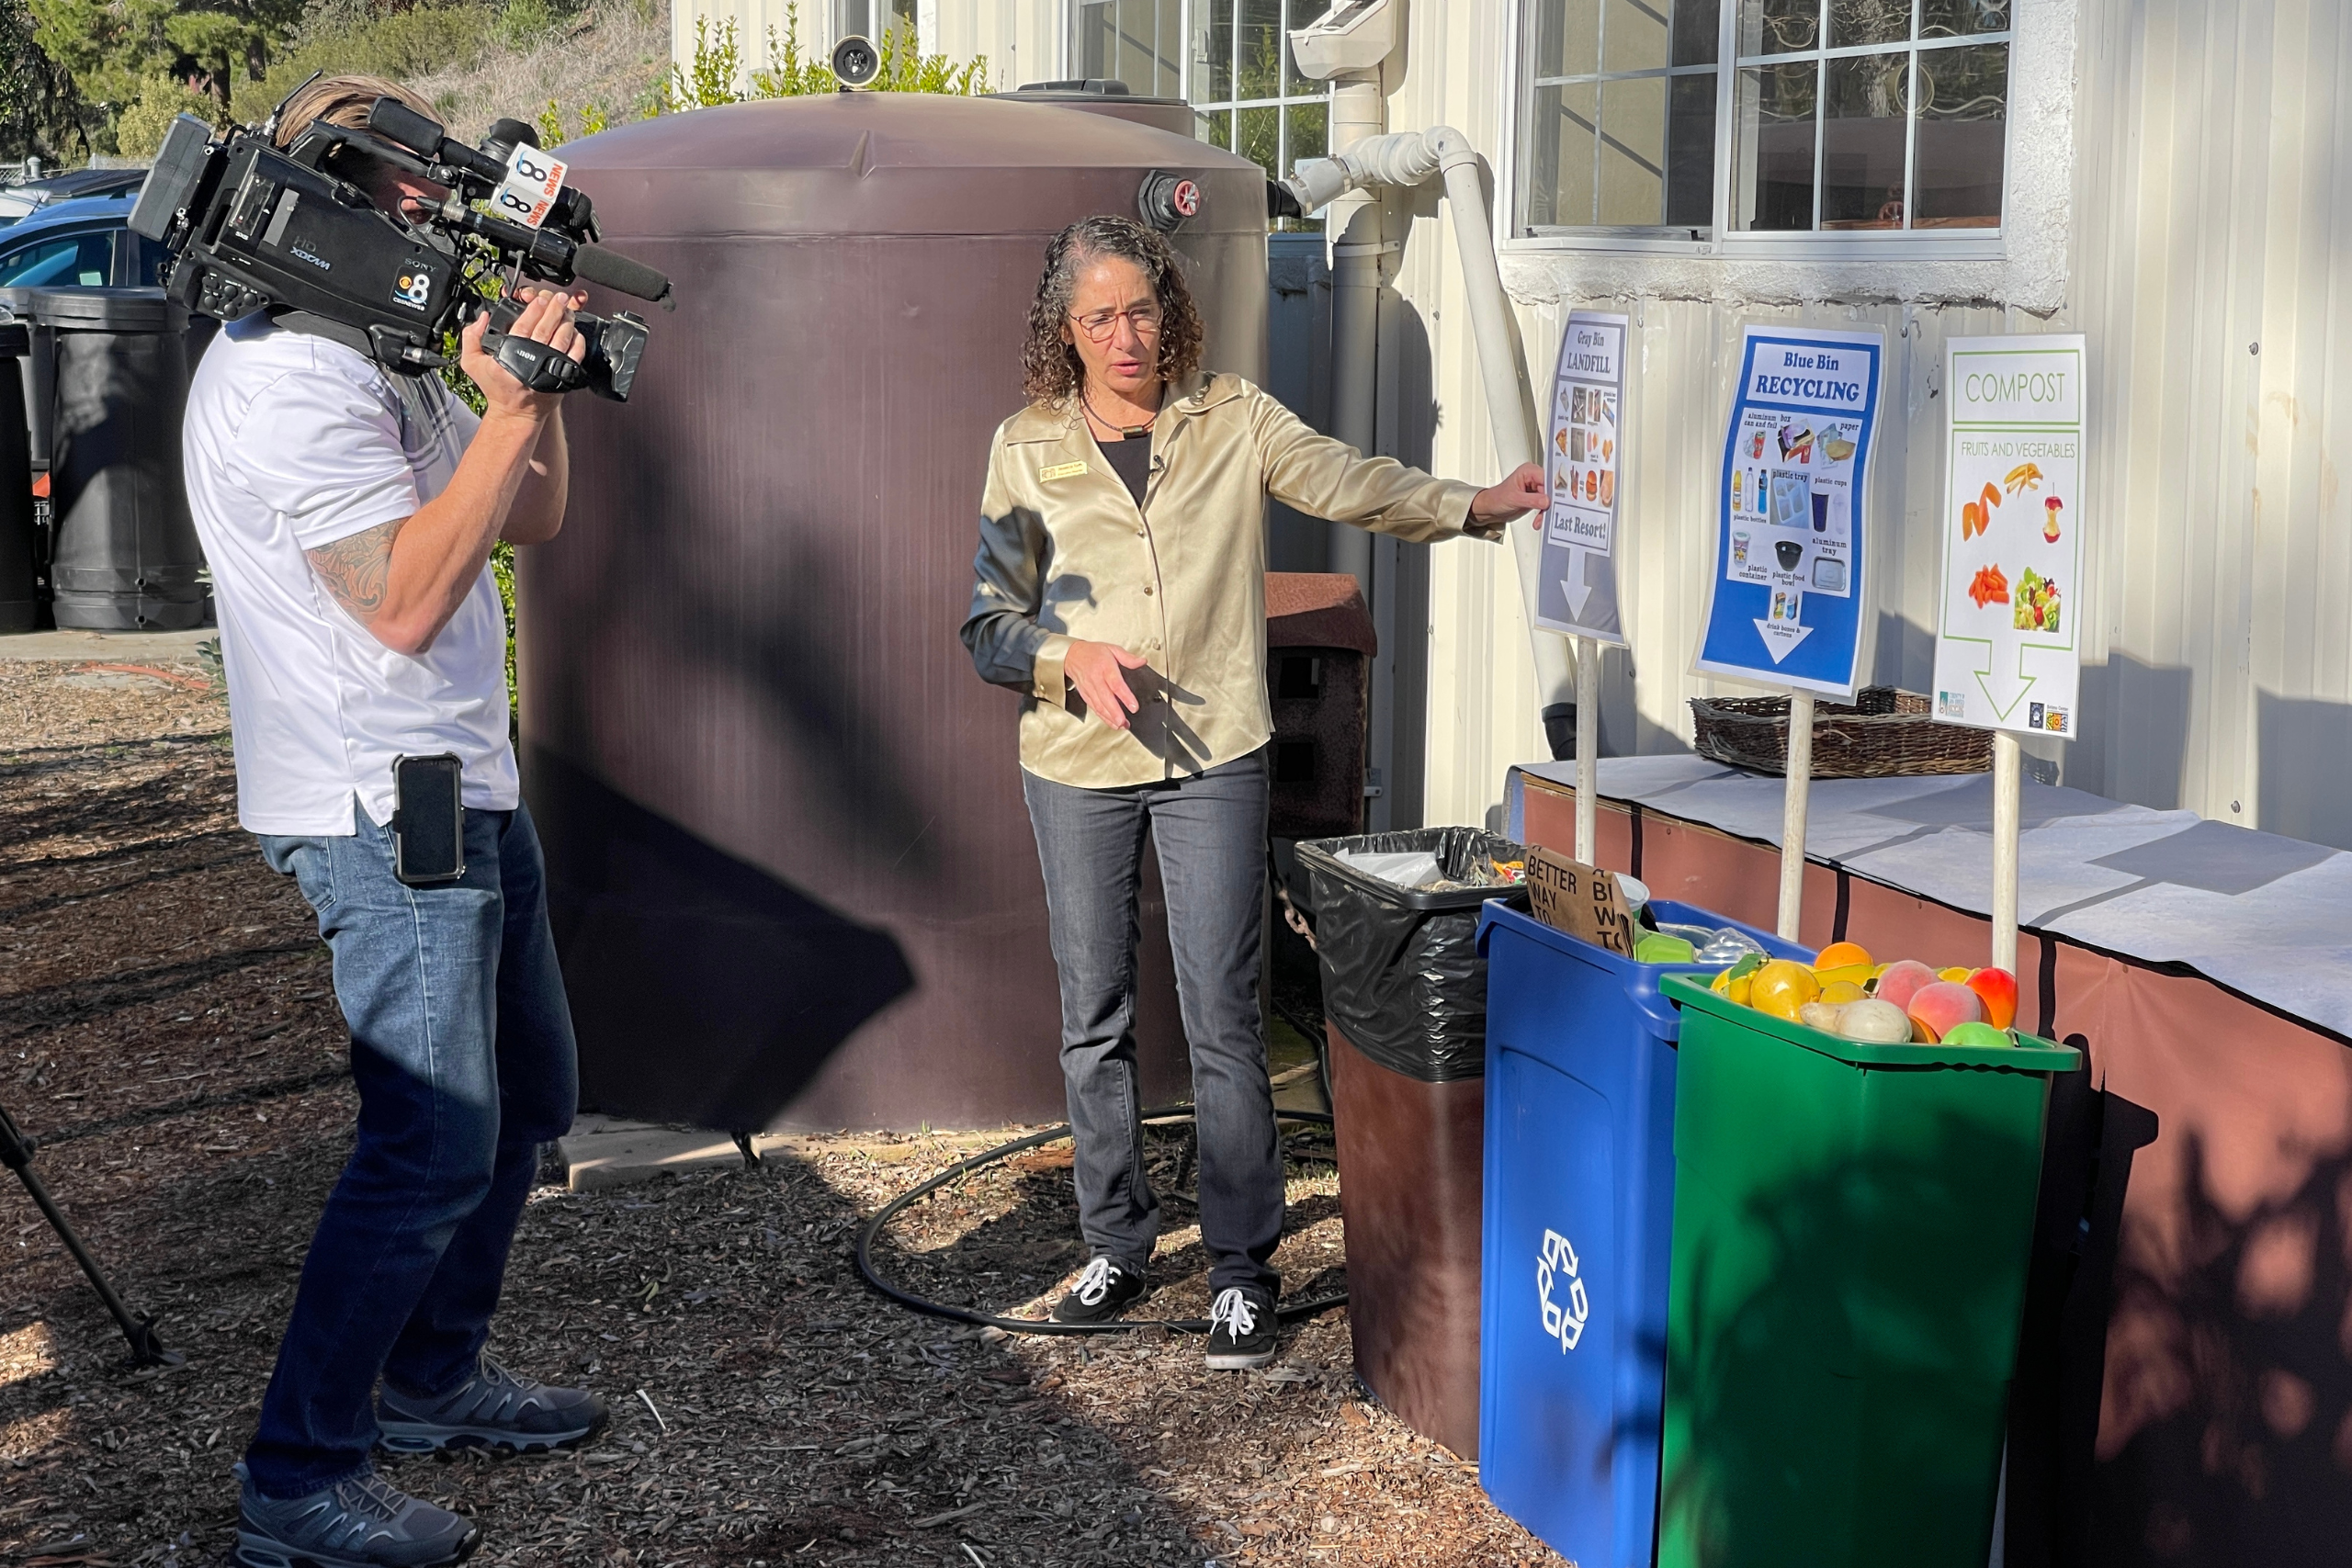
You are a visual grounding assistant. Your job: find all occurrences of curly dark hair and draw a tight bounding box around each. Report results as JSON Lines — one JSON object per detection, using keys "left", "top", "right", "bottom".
{"left": 1020, "top": 215, "right": 1204, "bottom": 406}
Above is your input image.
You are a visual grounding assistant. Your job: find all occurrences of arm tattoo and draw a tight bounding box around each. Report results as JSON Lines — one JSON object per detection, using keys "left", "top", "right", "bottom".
{"left": 305, "top": 519, "right": 402, "bottom": 625}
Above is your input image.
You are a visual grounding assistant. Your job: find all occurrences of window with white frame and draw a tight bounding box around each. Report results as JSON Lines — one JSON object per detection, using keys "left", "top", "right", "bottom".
{"left": 839, "top": 0, "right": 917, "bottom": 45}
{"left": 1518, "top": 0, "right": 2013, "bottom": 239}
{"left": 1071, "top": 1, "right": 1335, "bottom": 185}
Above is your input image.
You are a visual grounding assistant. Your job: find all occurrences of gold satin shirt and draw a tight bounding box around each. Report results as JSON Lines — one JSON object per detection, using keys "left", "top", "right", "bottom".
{"left": 962, "top": 372, "right": 1493, "bottom": 789}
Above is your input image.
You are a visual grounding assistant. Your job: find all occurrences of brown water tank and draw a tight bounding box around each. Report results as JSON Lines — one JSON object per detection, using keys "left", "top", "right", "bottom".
{"left": 522, "top": 94, "right": 1270, "bottom": 1133}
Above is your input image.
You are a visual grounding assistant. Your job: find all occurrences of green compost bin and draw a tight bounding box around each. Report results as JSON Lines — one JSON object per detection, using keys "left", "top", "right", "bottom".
{"left": 1656, "top": 974, "right": 2079, "bottom": 1568}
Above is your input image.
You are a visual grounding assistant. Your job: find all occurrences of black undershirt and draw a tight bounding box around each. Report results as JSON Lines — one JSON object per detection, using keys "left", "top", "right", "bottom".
{"left": 1095, "top": 432, "right": 1152, "bottom": 509}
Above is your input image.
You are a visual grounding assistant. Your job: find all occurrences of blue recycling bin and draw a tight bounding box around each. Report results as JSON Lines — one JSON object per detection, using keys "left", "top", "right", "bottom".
{"left": 1474, "top": 899, "right": 1810, "bottom": 1568}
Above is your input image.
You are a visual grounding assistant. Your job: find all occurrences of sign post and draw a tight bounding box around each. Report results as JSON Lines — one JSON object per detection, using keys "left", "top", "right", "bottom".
{"left": 1695, "top": 325, "right": 1886, "bottom": 939}
{"left": 1930, "top": 333, "right": 2087, "bottom": 971}
{"left": 1536, "top": 310, "right": 1630, "bottom": 865}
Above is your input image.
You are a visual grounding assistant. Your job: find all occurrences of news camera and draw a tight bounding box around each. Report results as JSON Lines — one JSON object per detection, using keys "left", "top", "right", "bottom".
{"left": 129, "top": 86, "right": 673, "bottom": 400}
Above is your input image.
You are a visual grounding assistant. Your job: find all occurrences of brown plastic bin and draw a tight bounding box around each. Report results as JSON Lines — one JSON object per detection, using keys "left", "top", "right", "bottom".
{"left": 1325, "top": 1020, "right": 1487, "bottom": 1458}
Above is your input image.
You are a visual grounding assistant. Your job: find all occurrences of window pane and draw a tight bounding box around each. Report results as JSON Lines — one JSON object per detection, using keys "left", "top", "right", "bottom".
{"left": 1736, "top": 62, "right": 1817, "bottom": 229}
{"left": 1285, "top": 0, "right": 1333, "bottom": 94}
{"left": 1915, "top": 41, "right": 2005, "bottom": 224}
{"left": 1524, "top": 81, "right": 1600, "bottom": 228}
{"left": 1920, "top": 0, "right": 2010, "bottom": 39}
{"left": 1598, "top": 74, "right": 1666, "bottom": 224}
{"left": 1602, "top": 0, "right": 1668, "bottom": 73}
{"left": 1200, "top": 107, "right": 1233, "bottom": 148}
{"left": 1673, "top": 0, "right": 1722, "bottom": 65}
{"left": 1236, "top": 102, "right": 1280, "bottom": 175}
{"left": 1238, "top": 0, "right": 1282, "bottom": 99}
{"left": 1157, "top": 0, "right": 1184, "bottom": 95}
{"left": 1820, "top": 51, "right": 1907, "bottom": 228}
{"left": 1740, "top": 0, "right": 1821, "bottom": 57}
{"left": 1532, "top": 0, "right": 1602, "bottom": 80}
{"left": 1078, "top": 2, "right": 1113, "bottom": 78}
{"left": 1285, "top": 98, "right": 1328, "bottom": 167}
{"left": 1193, "top": 1, "right": 1234, "bottom": 102}
{"left": 1667, "top": 70, "right": 1718, "bottom": 226}
{"left": 1828, "top": 0, "right": 1908, "bottom": 48}
{"left": 1118, "top": 2, "right": 1168, "bottom": 95}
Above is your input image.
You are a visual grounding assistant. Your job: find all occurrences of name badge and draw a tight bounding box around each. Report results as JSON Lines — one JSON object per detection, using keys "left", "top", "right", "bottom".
{"left": 1041, "top": 461, "right": 1089, "bottom": 481}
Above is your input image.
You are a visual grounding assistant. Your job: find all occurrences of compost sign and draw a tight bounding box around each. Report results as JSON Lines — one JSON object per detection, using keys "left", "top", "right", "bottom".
{"left": 1535, "top": 310, "right": 1627, "bottom": 643}
{"left": 1931, "top": 334, "right": 2086, "bottom": 738}
{"left": 1695, "top": 325, "right": 1885, "bottom": 698}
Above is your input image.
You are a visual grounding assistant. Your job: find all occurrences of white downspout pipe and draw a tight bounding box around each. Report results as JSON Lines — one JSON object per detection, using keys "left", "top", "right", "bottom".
{"left": 1323, "top": 72, "right": 1386, "bottom": 593}
{"left": 1284, "top": 133, "right": 1581, "bottom": 756}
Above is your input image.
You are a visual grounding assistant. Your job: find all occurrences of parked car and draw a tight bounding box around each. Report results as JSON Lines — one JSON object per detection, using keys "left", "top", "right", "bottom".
{"left": 0, "top": 167, "right": 149, "bottom": 228}
{"left": 0, "top": 194, "right": 165, "bottom": 290}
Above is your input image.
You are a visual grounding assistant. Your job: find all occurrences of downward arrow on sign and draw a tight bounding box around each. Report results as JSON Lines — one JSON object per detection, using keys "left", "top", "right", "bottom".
{"left": 1752, "top": 617, "right": 1813, "bottom": 663}
{"left": 1564, "top": 548, "right": 1593, "bottom": 619}
{"left": 1970, "top": 637, "right": 2038, "bottom": 720}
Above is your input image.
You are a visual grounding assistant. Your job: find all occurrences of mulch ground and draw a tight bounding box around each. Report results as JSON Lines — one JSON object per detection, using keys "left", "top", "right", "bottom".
{"left": 0, "top": 654, "right": 1563, "bottom": 1568}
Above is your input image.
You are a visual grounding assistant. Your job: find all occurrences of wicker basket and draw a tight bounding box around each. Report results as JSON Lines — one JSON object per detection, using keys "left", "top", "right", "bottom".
{"left": 1689, "top": 687, "right": 1992, "bottom": 778}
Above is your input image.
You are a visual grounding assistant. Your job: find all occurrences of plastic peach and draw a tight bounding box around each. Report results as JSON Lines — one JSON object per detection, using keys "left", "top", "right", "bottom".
{"left": 1747, "top": 960, "right": 1820, "bottom": 1022}
{"left": 1836, "top": 999, "right": 1913, "bottom": 1043}
{"left": 1873, "top": 960, "right": 1940, "bottom": 1011}
{"left": 1814, "top": 941, "right": 1872, "bottom": 972}
{"left": 1819, "top": 979, "right": 1867, "bottom": 1005}
{"left": 1942, "top": 1021, "right": 2014, "bottom": 1049}
{"left": 1906, "top": 980, "right": 1984, "bottom": 1043}
{"left": 1964, "top": 966, "right": 2018, "bottom": 1030}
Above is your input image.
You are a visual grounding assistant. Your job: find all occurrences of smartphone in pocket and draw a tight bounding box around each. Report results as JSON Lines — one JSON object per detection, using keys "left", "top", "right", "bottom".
{"left": 391, "top": 753, "right": 465, "bottom": 886}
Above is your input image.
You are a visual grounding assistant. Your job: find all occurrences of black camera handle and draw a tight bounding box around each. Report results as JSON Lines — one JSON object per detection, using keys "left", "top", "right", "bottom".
{"left": 0, "top": 1098, "right": 181, "bottom": 1368}
{"left": 477, "top": 296, "right": 590, "bottom": 395}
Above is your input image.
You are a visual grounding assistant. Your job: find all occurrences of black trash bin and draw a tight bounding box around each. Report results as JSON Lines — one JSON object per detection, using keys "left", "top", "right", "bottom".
{"left": 1295, "top": 826, "right": 1529, "bottom": 1458}
{"left": 38, "top": 287, "right": 205, "bottom": 630}
{"left": 0, "top": 313, "right": 36, "bottom": 633}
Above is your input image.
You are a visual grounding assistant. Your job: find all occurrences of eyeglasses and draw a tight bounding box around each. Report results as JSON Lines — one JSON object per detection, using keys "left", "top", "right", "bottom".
{"left": 1069, "top": 305, "right": 1164, "bottom": 343}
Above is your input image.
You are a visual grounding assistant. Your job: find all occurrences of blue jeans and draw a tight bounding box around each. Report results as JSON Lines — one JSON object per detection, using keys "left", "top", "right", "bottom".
{"left": 243, "top": 800, "right": 578, "bottom": 1499}
{"left": 1022, "top": 750, "right": 1282, "bottom": 1297}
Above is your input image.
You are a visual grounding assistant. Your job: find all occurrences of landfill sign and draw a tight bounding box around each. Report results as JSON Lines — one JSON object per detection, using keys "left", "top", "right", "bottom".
{"left": 1534, "top": 310, "right": 1627, "bottom": 643}
{"left": 1931, "top": 334, "right": 2086, "bottom": 737}
{"left": 1695, "top": 325, "right": 1884, "bottom": 698}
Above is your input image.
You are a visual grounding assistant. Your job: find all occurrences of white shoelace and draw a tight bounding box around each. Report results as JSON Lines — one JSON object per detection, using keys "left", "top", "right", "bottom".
{"left": 1072, "top": 1257, "right": 1117, "bottom": 1305}
{"left": 1208, "top": 1288, "right": 1259, "bottom": 1339}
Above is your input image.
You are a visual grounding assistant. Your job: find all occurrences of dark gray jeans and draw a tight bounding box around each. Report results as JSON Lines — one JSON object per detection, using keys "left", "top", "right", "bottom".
{"left": 1022, "top": 750, "right": 1282, "bottom": 1297}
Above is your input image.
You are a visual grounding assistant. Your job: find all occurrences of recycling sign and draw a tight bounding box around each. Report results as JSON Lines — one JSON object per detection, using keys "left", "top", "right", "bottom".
{"left": 1537, "top": 1228, "right": 1589, "bottom": 1352}
{"left": 1930, "top": 334, "right": 2086, "bottom": 738}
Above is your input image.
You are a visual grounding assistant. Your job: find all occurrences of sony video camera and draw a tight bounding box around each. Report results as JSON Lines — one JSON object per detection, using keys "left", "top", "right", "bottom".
{"left": 129, "top": 90, "right": 672, "bottom": 400}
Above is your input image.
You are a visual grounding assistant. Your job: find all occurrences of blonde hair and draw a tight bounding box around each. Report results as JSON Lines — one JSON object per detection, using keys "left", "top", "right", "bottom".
{"left": 271, "top": 74, "right": 440, "bottom": 149}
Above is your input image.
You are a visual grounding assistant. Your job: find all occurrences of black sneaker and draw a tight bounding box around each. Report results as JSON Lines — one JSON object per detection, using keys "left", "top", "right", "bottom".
{"left": 377, "top": 1355, "right": 606, "bottom": 1456}
{"left": 1051, "top": 1257, "right": 1148, "bottom": 1324}
{"left": 1204, "top": 1286, "right": 1278, "bottom": 1370}
{"left": 233, "top": 1461, "right": 480, "bottom": 1568}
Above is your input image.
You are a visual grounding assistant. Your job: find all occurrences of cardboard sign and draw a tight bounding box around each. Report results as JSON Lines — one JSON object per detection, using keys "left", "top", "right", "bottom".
{"left": 1930, "top": 333, "right": 2086, "bottom": 739}
{"left": 1695, "top": 325, "right": 1885, "bottom": 697}
{"left": 1526, "top": 847, "right": 1635, "bottom": 956}
{"left": 1535, "top": 310, "right": 1628, "bottom": 643}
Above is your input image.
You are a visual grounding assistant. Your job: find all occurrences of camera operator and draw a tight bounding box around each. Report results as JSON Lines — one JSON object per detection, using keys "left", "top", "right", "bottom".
{"left": 181, "top": 74, "right": 604, "bottom": 1568}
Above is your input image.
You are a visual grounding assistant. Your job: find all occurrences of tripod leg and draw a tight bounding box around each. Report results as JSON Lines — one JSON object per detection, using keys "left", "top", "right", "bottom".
{"left": 0, "top": 1103, "right": 181, "bottom": 1369}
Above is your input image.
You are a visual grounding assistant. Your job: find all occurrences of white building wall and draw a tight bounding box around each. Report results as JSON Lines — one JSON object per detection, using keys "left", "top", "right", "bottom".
{"left": 669, "top": 0, "right": 2352, "bottom": 849}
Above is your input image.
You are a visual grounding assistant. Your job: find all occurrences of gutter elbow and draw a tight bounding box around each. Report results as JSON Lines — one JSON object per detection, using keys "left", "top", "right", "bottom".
{"left": 1423, "top": 125, "right": 1482, "bottom": 175}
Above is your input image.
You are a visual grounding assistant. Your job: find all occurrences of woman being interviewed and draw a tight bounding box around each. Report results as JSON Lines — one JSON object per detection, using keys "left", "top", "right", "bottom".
{"left": 961, "top": 215, "right": 1543, "bottom": 1370}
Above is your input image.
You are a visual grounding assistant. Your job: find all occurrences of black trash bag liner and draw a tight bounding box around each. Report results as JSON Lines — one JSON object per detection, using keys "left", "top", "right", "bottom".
{"left": 1295, "top": 827, "right": 1531, "bottom": 1084}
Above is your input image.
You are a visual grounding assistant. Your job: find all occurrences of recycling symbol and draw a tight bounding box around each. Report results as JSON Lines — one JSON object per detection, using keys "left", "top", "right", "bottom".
{"left": 1536, "top": 1228, "right": 1589, "bottom": 1352}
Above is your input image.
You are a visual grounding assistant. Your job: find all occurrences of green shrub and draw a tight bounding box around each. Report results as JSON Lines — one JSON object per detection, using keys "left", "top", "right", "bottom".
{"left": 238, "top": 4, "right": 495, "bottom": 122}
{"left": 116, "top": 72, "right": 222, "bottom": 157}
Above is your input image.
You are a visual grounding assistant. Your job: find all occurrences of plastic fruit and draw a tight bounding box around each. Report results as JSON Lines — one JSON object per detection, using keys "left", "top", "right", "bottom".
{"left": 1937, "top": 966, "right": 1973, "bottom": 984}
{"left": 1874, "top": 960, "right": 1940, "bottom": 1011}
{"left": 1964, "top": 966, "right": 2018, "bottom": 1030}
{"left": 1799, "top": 1000, "right": 1848, "bottom": 1033}
{"left": 1942, "top": 1021, "right": 2013, "bottom": 1049}
{"left": 1819, "top": 979, "right": 1866, "bottom": 1005}
{"left": 1813, "top": 962, "right": 1875, "bottom": 991}
{"left": 1747, "top": 960, "right": 1820, "bottom": 1022}
{"left": 1906, "top": 980, "right": 1984, "bottom": 1043}
{"left": 1836, "top": 999, "right": 1913, "bottom": 1043}
{"left": 1712, "top": 968, "right": 1753, "bottom": 1006}
{"left": 1814, "top": 941, "right": 1872, "bottom": 972}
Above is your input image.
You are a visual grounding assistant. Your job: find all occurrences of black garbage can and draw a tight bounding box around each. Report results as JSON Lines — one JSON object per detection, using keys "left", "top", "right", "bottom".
{"left": 1295, "top": 826, "right": 1529, "bottom": 1458}
{"left": 0, "top": 313, "right": 35, "bottom": 633}
{"left": 38, "top": 287, "right": 205, "bottom": 630}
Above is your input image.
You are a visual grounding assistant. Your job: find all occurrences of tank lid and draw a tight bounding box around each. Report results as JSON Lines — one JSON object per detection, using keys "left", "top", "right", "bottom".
{"left": 31, "top": 287, "right": 187, "bottom": 332}
{"left": 1008, "top": 79, "right": 1185, "bottom": 104}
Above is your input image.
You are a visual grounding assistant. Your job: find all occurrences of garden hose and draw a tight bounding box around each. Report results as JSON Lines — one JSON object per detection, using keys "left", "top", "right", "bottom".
{"left": 854, "top": 1105, "right": 1349, "bottom": 1337}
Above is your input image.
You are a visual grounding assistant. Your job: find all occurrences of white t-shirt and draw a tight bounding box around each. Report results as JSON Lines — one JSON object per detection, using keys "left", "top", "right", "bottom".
{"left": 184, "top": 314, "right": 520, "bottom": 835}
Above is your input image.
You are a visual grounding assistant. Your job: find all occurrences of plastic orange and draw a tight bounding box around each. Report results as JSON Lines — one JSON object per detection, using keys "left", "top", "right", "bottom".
{"left": 1814, "top": 942, "right": 1872, "bottom": 972}
{"left": 1747, "top": 960, "right": 1820, "bottom": 1022}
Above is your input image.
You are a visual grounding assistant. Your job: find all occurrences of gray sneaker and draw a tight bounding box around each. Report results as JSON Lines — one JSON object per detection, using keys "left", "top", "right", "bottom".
{"left": 233, "top": 1462, "right": 479, "bottom": 1568}
{"left": 377, "top": 1355, "right": 607, "bottom": 1455}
